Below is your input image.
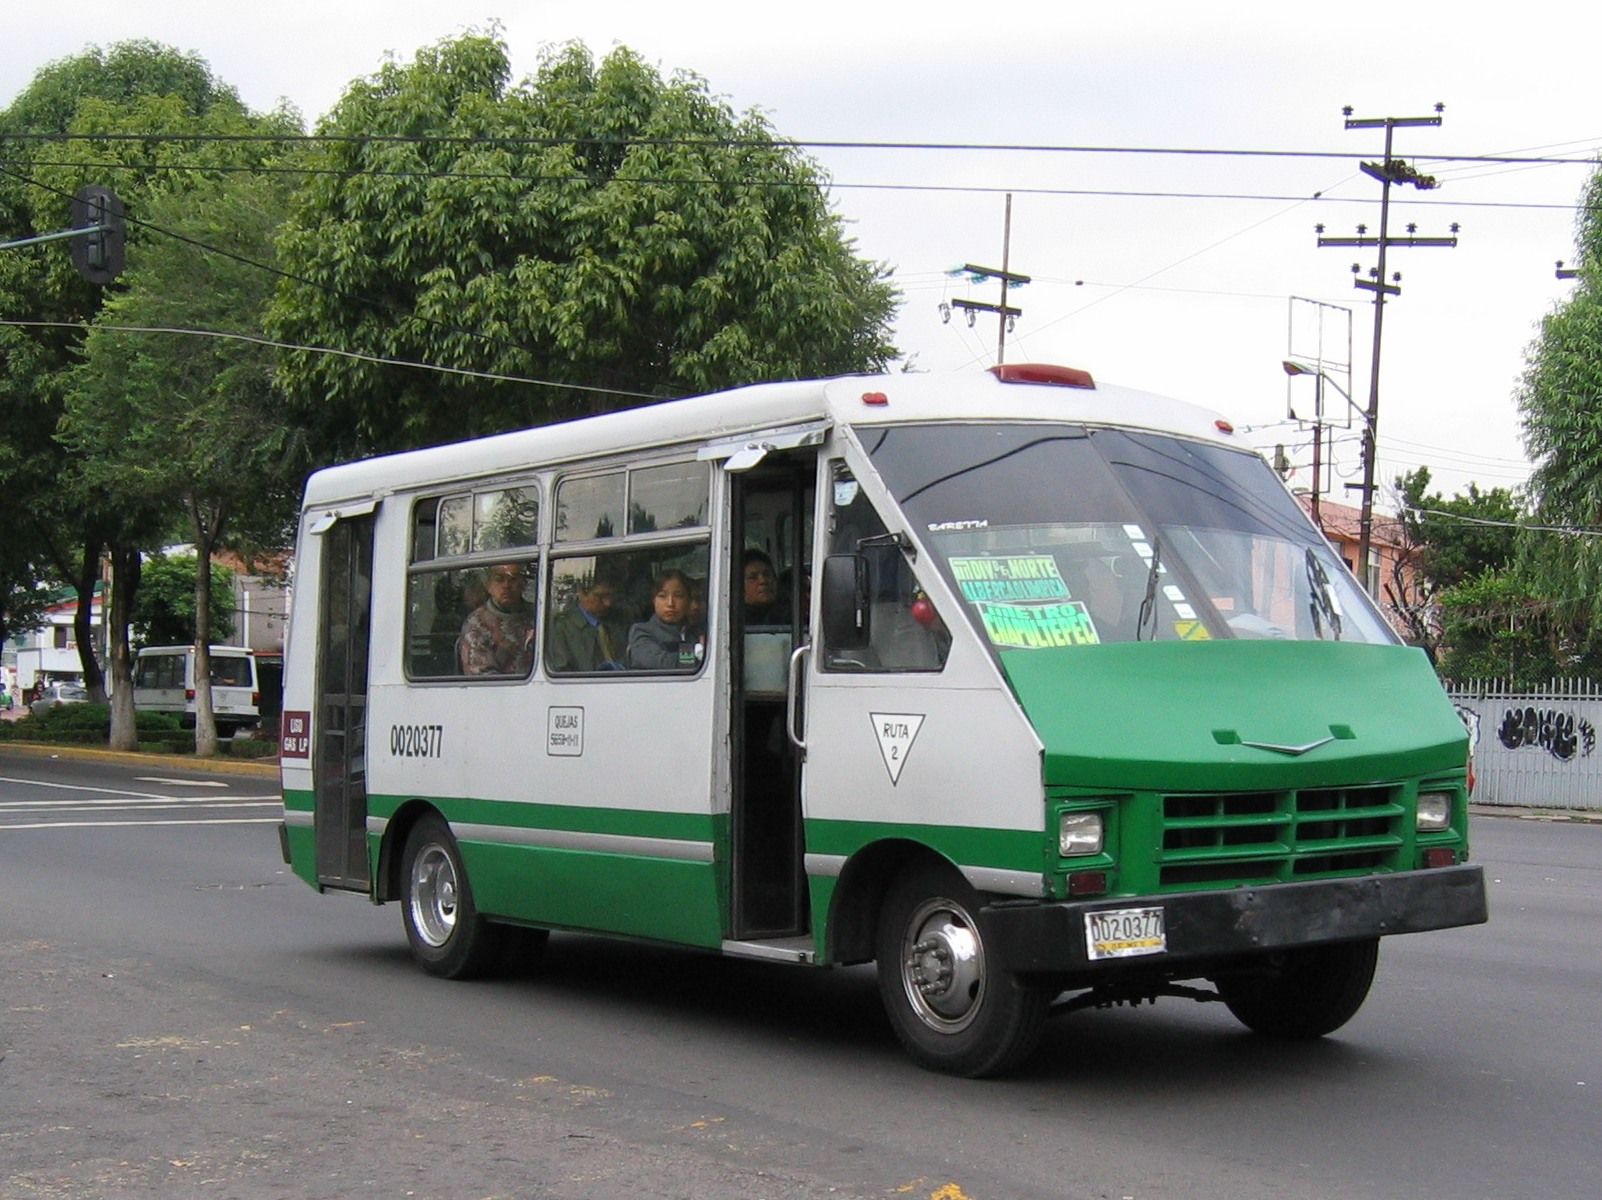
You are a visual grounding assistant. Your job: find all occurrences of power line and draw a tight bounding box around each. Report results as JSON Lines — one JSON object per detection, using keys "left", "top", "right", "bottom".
{"left": 5, "top": 128, "right": 1601, "bottom": 165}
{"left": 0, "top": 162, "right": 657, "bottom": 401}
{"left": 0, "top": 318, "right": 660, "bottom": 398}
{"left": 5, "top": 155, "right": 1596, "bottom": 213}
{"left": 1403, "top": 505, "right": 1602, "bottom": 537}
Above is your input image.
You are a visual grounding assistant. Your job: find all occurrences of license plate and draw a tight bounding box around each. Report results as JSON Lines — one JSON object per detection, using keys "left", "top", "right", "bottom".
{"left": 1086, "top": 905, "right": 1166, "bottom": 960}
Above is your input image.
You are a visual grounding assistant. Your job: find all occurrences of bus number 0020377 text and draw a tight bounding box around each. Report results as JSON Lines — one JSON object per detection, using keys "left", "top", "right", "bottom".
{"left": 390, "top": 723, "right": 443, "bottom": 759}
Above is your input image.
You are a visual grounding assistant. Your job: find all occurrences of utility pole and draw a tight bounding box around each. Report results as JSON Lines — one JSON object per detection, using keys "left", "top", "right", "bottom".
{"left": 943, "top": 193, "right": 1029, "bottom": 364}
{"left": 1316, "top": 105, "right": 1457, "bottom": 592}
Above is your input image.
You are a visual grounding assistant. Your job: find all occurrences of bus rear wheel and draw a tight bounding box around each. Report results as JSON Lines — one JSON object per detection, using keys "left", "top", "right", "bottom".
{"left": 401, "top": 815, "right": 503, "bottom": 979}
{"left": 1215, "top": 938, "right": 1379, "bottom": 1039}
{"left": 874, "top": 863, "right": 1050, "bottom": 1077}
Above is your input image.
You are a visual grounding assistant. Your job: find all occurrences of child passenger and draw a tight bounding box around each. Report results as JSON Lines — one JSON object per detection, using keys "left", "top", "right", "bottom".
{"left": 627, "top": 569, "right": 703, "bottom": 670}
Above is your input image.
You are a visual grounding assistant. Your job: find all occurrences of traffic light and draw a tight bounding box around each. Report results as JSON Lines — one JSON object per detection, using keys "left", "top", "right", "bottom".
{"left": 69, "top": 185, "right": 125, "bottom": 284}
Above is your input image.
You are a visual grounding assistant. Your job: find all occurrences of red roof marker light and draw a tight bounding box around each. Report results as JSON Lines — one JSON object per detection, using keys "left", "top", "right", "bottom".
{"left": 989, "top": 362, "right": 1095, "bottom": 389}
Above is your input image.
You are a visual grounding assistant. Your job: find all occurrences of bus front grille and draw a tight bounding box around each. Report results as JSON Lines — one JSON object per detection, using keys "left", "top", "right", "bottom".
{"left": 1157, "top": 785, "right": 1404, "bottom": 889}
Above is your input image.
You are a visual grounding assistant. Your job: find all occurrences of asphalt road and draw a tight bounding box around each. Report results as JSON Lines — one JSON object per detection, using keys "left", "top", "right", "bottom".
{"left": 1, "top": 747, "right": 1598, "bottom": 1200}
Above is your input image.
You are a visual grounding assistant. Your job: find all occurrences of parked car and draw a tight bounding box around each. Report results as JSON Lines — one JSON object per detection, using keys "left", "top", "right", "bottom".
{"left": 30, "top": 682, "right": 88, "bottom": 717}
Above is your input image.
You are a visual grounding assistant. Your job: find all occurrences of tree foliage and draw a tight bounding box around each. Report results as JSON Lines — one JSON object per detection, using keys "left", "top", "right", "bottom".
{"left": 1517, "top": 160, "right": 1602, "bottom": 651}
{"left": 130, "top": 555, "right": 235, "bottom": 647}
{"left": 0, "top": 40, "right": 300, "bottom": 744}
{"left": 268, "top": 35, "right": 900, "bottom": 458}
{"left": 62, "top": 165, "right": 303, "bottom": 753}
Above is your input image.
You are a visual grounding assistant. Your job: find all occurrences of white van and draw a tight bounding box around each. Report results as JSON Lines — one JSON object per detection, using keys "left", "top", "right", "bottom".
{"left": 133, "top": 645, "right": 268, "bottom": 733}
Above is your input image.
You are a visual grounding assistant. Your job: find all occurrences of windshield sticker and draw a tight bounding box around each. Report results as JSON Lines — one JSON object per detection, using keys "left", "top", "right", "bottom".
{"left": 870, "top": 712, "right": 926, "bottom": 785}
{"left": 949, "top": 555, "right": 1071, "bottom": 603}
{"left": 977, "top": 600, "right": 1101, "bottom": 649}
{"left": 1173, "top": 620, "right": 1212, "bottom": 641}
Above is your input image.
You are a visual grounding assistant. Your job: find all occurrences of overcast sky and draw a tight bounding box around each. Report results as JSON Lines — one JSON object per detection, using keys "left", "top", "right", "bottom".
{"left": 7, "top": 1, "right": 1598, "bottom": 501}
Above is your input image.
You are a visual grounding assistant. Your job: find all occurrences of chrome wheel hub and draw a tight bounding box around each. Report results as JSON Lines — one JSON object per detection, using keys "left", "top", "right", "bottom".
{"left": 410, "top": 843, "right": 459, "bottom": 948}
{"left": 900, "top": 897, "right": 986, "bottom": 1033}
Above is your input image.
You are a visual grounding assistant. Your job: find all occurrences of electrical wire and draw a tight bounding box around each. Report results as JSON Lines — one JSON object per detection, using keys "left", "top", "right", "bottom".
{"left": 4, "top": 154, "right": 1595, "bottom": 213}
{"left": 5, "top": 129, "right": 1600, "bottom": 165}
{"left": 0, "top": 318, "right": 661, "bottom": 398}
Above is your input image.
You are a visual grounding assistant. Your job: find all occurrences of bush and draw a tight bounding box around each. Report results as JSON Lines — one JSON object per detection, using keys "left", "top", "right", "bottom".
{"left": 227, "top": 739, "right": 279, "bottom": 760}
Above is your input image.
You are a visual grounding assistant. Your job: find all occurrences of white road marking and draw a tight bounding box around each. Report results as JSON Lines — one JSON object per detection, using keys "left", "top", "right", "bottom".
{"left": 1, "top": 818, "right": 283, "bottom": 830}
{"left": 0, "top": 774, "right": 175, "bottom": 800}
{"left": 132, "top": 777, "right": 231, "bottom": 788}
{"left": 0, "top": 794, "right": 279, "bottom": 809}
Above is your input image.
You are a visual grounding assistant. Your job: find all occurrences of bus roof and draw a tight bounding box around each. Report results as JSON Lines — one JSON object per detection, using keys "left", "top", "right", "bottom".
{"left": 299, "top": 368, "right": 1242, "bottom": 509}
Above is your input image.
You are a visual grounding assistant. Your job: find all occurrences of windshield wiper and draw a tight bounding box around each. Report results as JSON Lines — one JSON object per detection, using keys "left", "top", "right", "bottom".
{"left": 1305, "top": 547, "right": 1343, "bottom": 641}
{"left": 1136, "top": 536, "right": 1161, "bottom": 641}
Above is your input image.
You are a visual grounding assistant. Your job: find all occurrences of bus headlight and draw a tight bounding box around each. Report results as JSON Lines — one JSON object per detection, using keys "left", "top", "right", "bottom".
{"left": 1416, "top": 791, "right": 1453, "bottom": 831}
{"left": 1059, "top": 811, "right": 1105, "bottom": 856}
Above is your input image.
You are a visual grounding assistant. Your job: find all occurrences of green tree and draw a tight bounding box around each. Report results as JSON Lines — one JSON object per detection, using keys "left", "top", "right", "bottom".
{"left": 1433, "top": 572, "right": 1595, "bottom": 687}
{"left": 0, "top": 42, "right": 268, "bottom": 704}
{"left": 1517, "top": 161, "right": 1602, "bottom": 655}
{"left": 268, "top": 34, "right": 899, "bottom": 458}
{"left": 1384, "top": 467, "right": 1523, "bottom": 662}
{"left": 129, "top": 555, "right": 236, "bottom": 647}
{"left": 64, "top": 170, "right": 303, "bottom": 754}
{"left": 0, "top": 41, "right": 301, "bottom": 748}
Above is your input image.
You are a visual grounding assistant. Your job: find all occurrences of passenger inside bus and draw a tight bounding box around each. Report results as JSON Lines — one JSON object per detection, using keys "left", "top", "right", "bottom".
{"left": 627, "top": 569, "right": 704, "bottom": 670}
{"left": 458, "top": 562, "right": 535, "bottom": 675}
{"left": 546, "top": 573, "right": 628, "bottom": 672}
{"left": 742, "top": 548, "right": 781, "bottom": 624}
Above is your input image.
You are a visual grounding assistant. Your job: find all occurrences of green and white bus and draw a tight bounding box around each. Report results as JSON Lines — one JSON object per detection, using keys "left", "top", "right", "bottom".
{"left": 278, "top": 363, "right": 1486, "bottom": 1076}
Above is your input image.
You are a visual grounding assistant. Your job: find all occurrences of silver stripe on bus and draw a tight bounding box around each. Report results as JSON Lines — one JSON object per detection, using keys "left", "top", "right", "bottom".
{"left": 806, "top": 853, "right": 1043, "bottom": 899}
{"left": 452, "top": 822, "right": 714, "bottom": 863}
{"left": 283, "top": 809, "right": 314, "bottom": 828}
{"left": 804, "top": 853, "right": 847, "bottom": 878}
{"left": 960, "top": 866, "right": 1046, "bottom": 898}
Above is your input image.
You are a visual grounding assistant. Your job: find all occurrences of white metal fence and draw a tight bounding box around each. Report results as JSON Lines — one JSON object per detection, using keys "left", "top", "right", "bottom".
{"left": 1447, "top": 678, "right": 1602, "bottom": 812}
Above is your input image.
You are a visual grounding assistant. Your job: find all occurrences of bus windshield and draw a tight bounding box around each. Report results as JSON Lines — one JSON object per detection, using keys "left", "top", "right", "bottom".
{"left": 858, "top": 422, "right": 1395, "bottom": 653}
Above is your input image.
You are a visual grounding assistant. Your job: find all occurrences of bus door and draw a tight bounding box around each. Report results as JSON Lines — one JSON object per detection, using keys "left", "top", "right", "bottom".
{"left": 314, "top": 513, "right": 374, "bottom": 890}
{"left": 728, "top": 450, "right": 815, "bottom": 939}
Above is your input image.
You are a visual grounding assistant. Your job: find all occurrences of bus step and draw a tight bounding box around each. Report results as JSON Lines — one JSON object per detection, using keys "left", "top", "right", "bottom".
{"left": 721, "top": 936, "right": 816, "bottom": 964}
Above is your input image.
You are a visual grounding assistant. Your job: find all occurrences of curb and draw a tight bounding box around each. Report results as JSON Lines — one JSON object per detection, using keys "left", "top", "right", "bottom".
{"left": 0, "top": 740, "right": 278, "bottom": 778}
{"left": 1470, "top": 802, "right": 1602, "bottom": 825}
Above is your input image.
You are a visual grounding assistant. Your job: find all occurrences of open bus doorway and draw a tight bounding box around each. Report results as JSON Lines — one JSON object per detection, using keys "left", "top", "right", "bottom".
{"left": 728, "top": 452, "right": 814, "bottom": 940}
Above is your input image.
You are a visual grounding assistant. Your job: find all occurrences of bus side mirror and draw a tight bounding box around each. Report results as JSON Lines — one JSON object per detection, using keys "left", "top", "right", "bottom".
{"left": 820, "top": 554, "right": 871, "bottom": 651}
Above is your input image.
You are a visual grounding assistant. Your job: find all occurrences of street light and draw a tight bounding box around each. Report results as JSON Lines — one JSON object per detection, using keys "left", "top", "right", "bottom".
{"left": 1282, "top": 359, "right": 1363, "bottom": 533}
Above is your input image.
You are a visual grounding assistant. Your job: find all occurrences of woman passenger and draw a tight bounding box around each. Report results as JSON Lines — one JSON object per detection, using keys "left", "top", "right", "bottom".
{"left": 627, "top": 569, "right": 703, "bottom": 670}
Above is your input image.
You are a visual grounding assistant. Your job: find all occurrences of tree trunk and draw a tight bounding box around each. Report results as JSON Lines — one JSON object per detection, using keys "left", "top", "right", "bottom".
{"left": 192, "top": 537, "right": 219, "bottom": 758}
{"left": 105, "top": 544, "right": 142, "bottom": 752}
{"left": 72, "top": 541, "right": 107, "bottom": 702}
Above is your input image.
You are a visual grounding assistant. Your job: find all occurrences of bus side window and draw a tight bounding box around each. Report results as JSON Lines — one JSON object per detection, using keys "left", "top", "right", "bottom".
{"left": 822, "top": 471, "right": 950, "bottom": 673}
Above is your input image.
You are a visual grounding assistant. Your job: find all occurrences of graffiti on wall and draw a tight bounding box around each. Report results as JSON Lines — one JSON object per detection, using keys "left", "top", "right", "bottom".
{"left": 1497, "top": 706, "right": 1597, "bottom": 762}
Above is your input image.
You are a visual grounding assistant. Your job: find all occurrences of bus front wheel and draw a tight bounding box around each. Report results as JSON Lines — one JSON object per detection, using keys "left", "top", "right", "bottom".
{"left": 1215, "top": 938, "right": 1379, "bottom": 1039}
{"left": 401, "top": 815, "right": 503, "bottom": 979}
{"left": 874, "top": 863, "right": 1050, "bottom": 1077}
